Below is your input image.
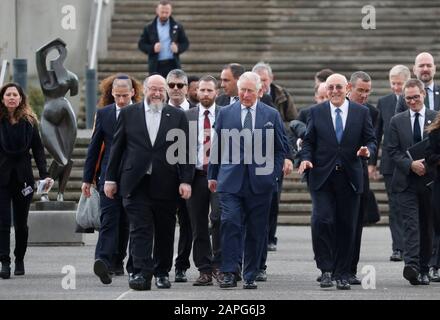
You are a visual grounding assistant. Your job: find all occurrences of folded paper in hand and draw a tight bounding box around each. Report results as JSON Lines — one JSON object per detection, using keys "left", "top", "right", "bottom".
{"left": 406, "top": 138, "right": 430, "bottom": 161}
{"left": 406, "top": 138, "right": 434, "bottom": 187}
{"left": 36, "top": 179, "right": 54, "bottom": 194}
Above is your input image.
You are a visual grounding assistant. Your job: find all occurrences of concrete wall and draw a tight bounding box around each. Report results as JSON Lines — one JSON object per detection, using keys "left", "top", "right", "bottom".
{"left": 0, "top": 0, "right": 113, "bottom": 113}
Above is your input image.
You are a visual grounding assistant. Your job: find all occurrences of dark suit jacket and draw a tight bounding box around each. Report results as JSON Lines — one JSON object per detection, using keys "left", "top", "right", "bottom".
{"left": 106, "top": 103, "right": 193, "bottom": 199}
{"left": 83, "top": 103, "right": 118, "bottom": 188}
{"left": 138, "top": 16, "right": 189, "bottom": 74}
{"left": 0, "top": 119, "right": 48, "bottom": 187}
{"left": 388, "top": 108, "right": 438, "bottom": 192}
{"left": 396, "top": 83, "right": 440, "bottom": 113}
{"left": 297, "top": 105, "right": 313, "bottom": 124}
{"left": 375, "top": 94, "right": 399, "bottom": 174}
{"left": 207, "top": 101, "right": 287, "bottom": 194}
{"left": 427, "top": 128, "right": 440, "bottom": 175}
{"left": 300, "top": 101, "right": 377, "bottom": 194}
{"left": 364, "top": 102, "right": 379, "bottom": 165}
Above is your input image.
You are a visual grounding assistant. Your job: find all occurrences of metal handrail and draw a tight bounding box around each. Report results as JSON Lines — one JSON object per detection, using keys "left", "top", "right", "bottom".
{"left": 88, "top": 0, "right": 108, "bottom": 69}
{"left": 0, "top": 60, "right": 9, "bottom": 87}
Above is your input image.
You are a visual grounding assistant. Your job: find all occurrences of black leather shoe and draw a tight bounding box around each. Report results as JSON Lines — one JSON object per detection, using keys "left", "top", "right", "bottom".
{"left": 429, "top": 267, "right": 440, "bottom": 282}
{"left": 267, "top": 243, "right": 277, "bottom": 252}
{"left": 403, "top": 265, "right": 420, "bottom": 285}
{"left": 390, "top": 250, "right": 403, "bottom": 262}
{"left": 0, "top": 262, "right": 11, "bottom": 280}
{"left": 243, "top": 280, "right": 257, "bottom": 289}
{"left": 129, "top": 274, "right": 151, "bottom": 291}
{"left": 220, "top": 272, "right": 237, "bottom": 288}
{"left": 14, "top": 260, "right": 25, "bottom": 276}
{"left": 93, "top": 259, "right": 112, "bottom": 285}
{"left": 156, "top": 276, "right": 171, "bottom": 289}
{"left": 336, "top": 279, "right": 351, "bottom": 290}
{"left": 175, "top": 269, "right": 187, "bottom": 282}
{"left": 348, "top": 274, "right": 361, "bottom": 285}
{"left": 320, "top": 272, "right": 334, "bottom": 288}
{"left": 128, "top": 273, "right": 135, "bottom": 283}
{"left": 420, "top": 273, "right": 430, "bottom": 285}
{"left": 111, "top": 262, "right": 124, "bottom": 276}
{"left": 255, "top": 270, "right": 267, "bottom": 282}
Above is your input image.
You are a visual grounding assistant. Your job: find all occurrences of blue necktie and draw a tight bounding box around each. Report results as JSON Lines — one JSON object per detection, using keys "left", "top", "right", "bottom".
{"left": 243, "top": 108, "right": 252, "bottom": 131}
{"left": 335, "top": 108, "right": 343, "bottom": 143}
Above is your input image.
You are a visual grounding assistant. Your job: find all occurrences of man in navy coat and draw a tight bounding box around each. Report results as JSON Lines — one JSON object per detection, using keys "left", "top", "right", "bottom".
{"left": 299, "top": 73, "right": 376, "bottom": 290}
{"left": 208, "top": 72, "right": 287, "bottom": 289}
{"left": 82, "top": 76, "right": 134, "bottom": 284}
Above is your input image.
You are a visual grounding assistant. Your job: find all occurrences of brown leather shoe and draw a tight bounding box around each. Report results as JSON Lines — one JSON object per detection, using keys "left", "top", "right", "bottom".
{"left": 193, "top": 272, "right": 213, "bottom": 286}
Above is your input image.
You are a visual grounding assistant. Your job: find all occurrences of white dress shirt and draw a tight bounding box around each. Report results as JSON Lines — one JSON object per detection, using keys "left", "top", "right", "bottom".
{"left": 169, "top": 99, "right": 190, "bottom": 111}
{"left": 144, "top": 100, "right": 162, "bottom": 146}
{"left": 197, "top": 104, "right": 216, "bottom": 170}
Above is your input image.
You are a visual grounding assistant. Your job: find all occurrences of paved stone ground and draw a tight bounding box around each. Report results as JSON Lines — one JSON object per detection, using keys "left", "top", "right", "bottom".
{"left": 1, "top": 226, "right": 439, "bottom": 301}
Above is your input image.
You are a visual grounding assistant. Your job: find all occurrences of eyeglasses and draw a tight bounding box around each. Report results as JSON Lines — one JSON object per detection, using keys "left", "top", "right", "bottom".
{"left": 327, "top": 84, "right": 344, "bottom": 91}
{"left": 148, "top": 87, "right": 166, "bottom": 93}
{"left": 168, "top": 82, "right": 186, "bottom": 89}
{"left": 404, "top": 95, "right": 421, "bottom": 102}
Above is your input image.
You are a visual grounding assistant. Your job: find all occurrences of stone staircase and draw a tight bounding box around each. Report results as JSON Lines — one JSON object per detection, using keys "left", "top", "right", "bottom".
{"left": 71, "top": 0, "right": 440, "bottom": 223}
{"left": 102, "top": 0, "right": 440, "bottom": 105}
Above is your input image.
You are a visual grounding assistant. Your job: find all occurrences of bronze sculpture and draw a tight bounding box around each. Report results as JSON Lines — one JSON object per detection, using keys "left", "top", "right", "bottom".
{"left": 36, "top": 38, "right": 78, "bottom": 201}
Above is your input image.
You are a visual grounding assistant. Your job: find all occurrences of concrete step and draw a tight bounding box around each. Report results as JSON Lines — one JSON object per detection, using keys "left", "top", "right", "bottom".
{"left": 111, "top": 20, "right": 440, "bottom": 30}
{"left": 279, "top": 203, "right": 390, "bottom": 214}
{"left": 112, "top": 28, "right": 440, "bottom": 37}
{"left": 280, "top": 192, "right": 389, "bottom": 203}
{"left": 277, "top": 214, "right": 389, "bottom": 226}
{"left": 113, "top": 9, "right": 440, "bottom": 20}
{"left": 107, "top": 42, "right": 440, "bottom": 53}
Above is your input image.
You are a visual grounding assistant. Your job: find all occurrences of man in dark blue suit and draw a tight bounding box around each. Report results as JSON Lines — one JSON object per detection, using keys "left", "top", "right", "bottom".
{"left": 208, "top": 71, "right": 287, "bottom": 289}
{"left": 299, "top": 73, "right": 377, "bottom": 290}
{"left": 388, "top": 79, "right": 437, "bottom": 286}
{"left": 82, "top": 76, "right": 134, "bottom": 284}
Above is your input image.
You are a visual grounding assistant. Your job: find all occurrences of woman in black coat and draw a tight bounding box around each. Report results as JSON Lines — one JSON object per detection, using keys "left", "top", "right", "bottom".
{"left": 0, "top": 83, "right": 51, "bottom": 279}
{"left": 426, "top": 114, "right": 440, "bottom": 280}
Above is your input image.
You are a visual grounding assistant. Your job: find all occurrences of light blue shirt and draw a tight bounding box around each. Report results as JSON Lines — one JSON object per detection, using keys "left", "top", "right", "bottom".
{"left": 156, "top": 19, "right": 173, "bottom": 61}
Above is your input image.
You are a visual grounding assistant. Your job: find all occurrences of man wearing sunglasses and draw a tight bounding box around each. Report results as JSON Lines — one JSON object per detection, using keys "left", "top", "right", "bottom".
{"left": 388, "top": 79, "right": 437, "bottom": 286}
{"left": 165, "top": 69, "right": 196, "bottom": 284}
{"left": 299, "top": 73, "right": 376, "bottom": 290}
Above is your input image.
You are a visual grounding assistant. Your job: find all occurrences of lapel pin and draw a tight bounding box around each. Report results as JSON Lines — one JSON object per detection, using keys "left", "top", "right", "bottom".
{"left": 428, "top": 120, "right": 432, "bottom": 124}
{"left": 166, "top": 113, "right": 170, "bottom": 117}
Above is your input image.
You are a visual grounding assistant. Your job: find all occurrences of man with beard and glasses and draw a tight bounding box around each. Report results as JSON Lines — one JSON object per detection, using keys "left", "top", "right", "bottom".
{"left": 104, "top": 74, "right": 193, "bottom": 291}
